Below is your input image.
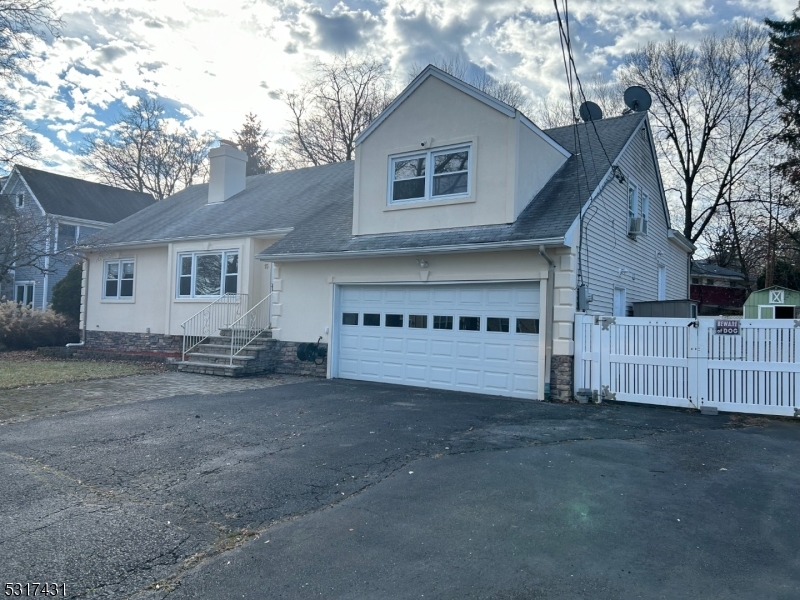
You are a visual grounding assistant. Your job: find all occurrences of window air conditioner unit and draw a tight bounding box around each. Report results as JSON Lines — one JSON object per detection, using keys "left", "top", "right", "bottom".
{"left": 628, "top": 217, "right": 644, "bottom": 237}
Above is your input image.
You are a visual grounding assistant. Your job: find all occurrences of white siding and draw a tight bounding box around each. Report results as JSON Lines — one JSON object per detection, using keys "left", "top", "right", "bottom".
{"left": 577, "top": 123, "right": 690, "bottom": 316}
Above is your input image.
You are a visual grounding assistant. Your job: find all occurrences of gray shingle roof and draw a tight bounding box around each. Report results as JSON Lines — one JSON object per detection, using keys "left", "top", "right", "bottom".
{"left": 16, "top": 166, "right": 155, "bottom": 223}
{"left": 87, "top": 112, "right": 647, "bottom": 257}
{"left": 691, "top": 261, "right": 745, "bottom": 280}
{"left": 258, "top": 112, "right": 647, "bottom": 259}
{"left": 86, "top": 161, "right": 355, "bottom": 247}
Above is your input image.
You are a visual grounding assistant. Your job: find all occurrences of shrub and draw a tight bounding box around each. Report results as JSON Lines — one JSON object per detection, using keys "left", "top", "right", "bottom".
{"left": 52, "top": 263, "right": 82, "bottom": 322}
{"left": 0, "top": 300, "right": 79, "bottom": 350}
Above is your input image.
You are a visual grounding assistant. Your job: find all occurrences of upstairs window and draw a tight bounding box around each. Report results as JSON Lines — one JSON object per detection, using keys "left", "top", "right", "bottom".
{"left": 177, "top": 250, "right": 238, "bottom": 298}
{"left": 16, "top": 194, "right": 23, "bottom": 208}
{"left": 57, "top": 223, "right": 77, "bottom": 251}
{"left": 389, "top": 144, "right": 471, "bottom": 205}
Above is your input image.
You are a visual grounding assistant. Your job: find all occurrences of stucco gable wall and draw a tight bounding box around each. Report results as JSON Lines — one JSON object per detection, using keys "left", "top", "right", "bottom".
{"left": 354, "top": 76, "right": 561, "bottom": 235}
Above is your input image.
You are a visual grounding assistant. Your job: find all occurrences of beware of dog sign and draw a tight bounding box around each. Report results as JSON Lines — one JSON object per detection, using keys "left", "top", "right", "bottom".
{"left": 715, "top": 319, "right": 740, "bottom": 335}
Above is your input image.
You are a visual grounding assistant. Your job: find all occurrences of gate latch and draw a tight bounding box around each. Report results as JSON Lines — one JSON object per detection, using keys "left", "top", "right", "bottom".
{"left": 596, "top": 316, "right": 616, "bottom": 330}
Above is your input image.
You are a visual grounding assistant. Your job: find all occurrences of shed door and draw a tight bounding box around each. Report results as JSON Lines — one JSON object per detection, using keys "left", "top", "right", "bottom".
{"left": 335, "top": 283, "right": 540, "bottom": 400}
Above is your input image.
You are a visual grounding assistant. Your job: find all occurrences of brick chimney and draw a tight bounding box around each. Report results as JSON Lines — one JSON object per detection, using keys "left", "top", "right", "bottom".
{"left": 207, "top": 143, "right": 247, "bottom": 204}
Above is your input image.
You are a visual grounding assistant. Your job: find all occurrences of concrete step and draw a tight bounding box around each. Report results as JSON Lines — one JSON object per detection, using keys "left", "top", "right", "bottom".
{"left": 193, "top": 343, "right": 267, "bottom": 356}
{"left": 186, "top": 352, "right": 254, "bottom": 365}
{"left": 218, "top": 328, "right": 272, "bottom": 339}
{"left": 175, "top": 361, "right": 244, "bottom": 377}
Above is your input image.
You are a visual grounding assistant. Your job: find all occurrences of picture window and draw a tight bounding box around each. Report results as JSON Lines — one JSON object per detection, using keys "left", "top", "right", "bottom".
{"left": 389, "top": 145, "right": 471, "bottom": 205}
{"left": 176, "top": 250, "right": 238, "bottom": 298}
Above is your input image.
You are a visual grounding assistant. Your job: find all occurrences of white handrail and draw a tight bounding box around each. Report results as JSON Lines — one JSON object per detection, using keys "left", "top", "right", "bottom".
{"left": 180, "top": 293, "right": 248, "bottom": 361}
{"left": 227, "top": 293, "right": 273, "bottom": 364}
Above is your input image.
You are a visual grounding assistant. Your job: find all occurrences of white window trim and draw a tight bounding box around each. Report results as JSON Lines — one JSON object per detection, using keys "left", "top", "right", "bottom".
{"left": 15, "top": 281, "right": 35, "bottom": 305}
{"left": 387, "top": 143, "right": 473, "bottom": 206}
{"left": 641, "top": 191, "right": 650, "bottom": 235}
{"left": 176, "top": 250, "right": 239, "bottom": 299}
{"left": 102, "top": 258, "right": 135, "bottom": 301}
{"left": 613, "top": 287, "right": 627, "bottom": 317}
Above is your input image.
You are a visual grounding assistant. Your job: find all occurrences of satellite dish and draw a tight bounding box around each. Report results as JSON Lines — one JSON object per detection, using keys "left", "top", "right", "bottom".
{"left": 579, "top": 101, "right": 603, "bottom": 122}
{"left": 624, "top": 86, "right": 652, "bottom": 112}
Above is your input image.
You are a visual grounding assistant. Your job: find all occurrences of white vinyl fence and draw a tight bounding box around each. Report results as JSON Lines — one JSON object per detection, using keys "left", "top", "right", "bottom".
{"left": 574, "top": 315, "right": 800, "bottom": 417}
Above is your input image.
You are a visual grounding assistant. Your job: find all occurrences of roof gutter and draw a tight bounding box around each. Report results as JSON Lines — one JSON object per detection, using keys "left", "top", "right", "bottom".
{"left": 256, "top": 237, "right": 566, "bottom": 262}
{"left": 77, "top": 227, "right": 294, "bottom": 252}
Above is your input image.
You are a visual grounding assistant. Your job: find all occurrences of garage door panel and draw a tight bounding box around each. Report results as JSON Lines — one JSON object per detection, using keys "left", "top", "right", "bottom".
{"left": 430, "top": 366, "right": 453, "bottom": 384}
{"left": 340, "top": 333, "right": 360, "bottom": 351}
{"left": 485, "top": 343, "right": 510, "bottom": 362}
{"left": 360, "top": 360, "right": 381, "bottom": 377}
{"left": 405, "top": 363, "right": 428, "bottom": 383}
{"left": 383, "top": 337, "right": 404, "bottom": 354}
{"left": 339, "top": 358, "right": 359, "bottom": 377}
{"left": 431, "top": 340, "right": 454, "bottom": 357}
{"left": 336, "top": 283, "right": 539, "bottom": 400}
{"left": 514, "top": 344, "right": 538, "bottom": 364}
{"left": 406, "top": 338, "right": 428, "bottom": 356}
{"left": 382, "top": 362, "right": 404, "bottom": 380}
{"left": 484, "top": 371, "right": 510, "bottom": 391}
{"left": 455, "top": 369, "right": 480, "bottom": 388}
{"left": 456, "top": 341, "right": 481, "bottom": 359}
{"left": 361, "top": 336, "right": 381, "bottom": 352}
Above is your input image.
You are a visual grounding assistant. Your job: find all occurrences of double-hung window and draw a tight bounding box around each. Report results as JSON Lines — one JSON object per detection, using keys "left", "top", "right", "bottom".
{"left": 57, "top": 223, "right": 77, "bottom": 251}
{"left": 177, "top": 250, "right": 238, "bottom": 298}
{"left": 389, "top": 145, "right": 471, "bottom": 204}
{"left": 104, "top": 259, "right": 134, "bottom": 299}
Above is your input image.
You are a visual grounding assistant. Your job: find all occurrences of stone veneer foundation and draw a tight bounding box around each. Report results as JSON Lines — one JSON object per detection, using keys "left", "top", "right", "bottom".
{"left": 84, "top": 330, "right": 182, "bottom": 355}
{"left": 550, "top": 355, "right": 575, "bottom": 402}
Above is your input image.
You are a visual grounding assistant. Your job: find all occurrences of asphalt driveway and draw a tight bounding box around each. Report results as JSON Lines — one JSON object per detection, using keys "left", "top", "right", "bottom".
{"left": 1, "top": 379, "right": 798, "bottom": 599}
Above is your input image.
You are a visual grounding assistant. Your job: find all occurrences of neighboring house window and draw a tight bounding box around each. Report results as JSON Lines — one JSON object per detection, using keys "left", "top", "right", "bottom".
{"left": 15, "top": 282, "right": 34, "bottom": 306}
{"left": 691, "top": 277, "right": 699, "bottom": 284}
{"left": 706, "top": 278, "right": 714, "bottom": 285}
{"left": 57, "top": 223, "right": 77, "bottom": 251}
{"left": 613, "top": 287, "right": 627, "bottom": 317}
{"left": 104, "top": 260, "right": 134, "bottom": 299}
{"left": 641, "top": 192, "right": 650, "bottom": 235}
{"left": 389, "top": 145, "right": 471, "bottom": 204}
{"left": 16, "top": 194, "right": 23, "bottom": 208}
{"left": 177, "top": 251, "right": 238, "bottom": 298}
{"left": 658, "top": 266, "right": 667, "bottom": 301}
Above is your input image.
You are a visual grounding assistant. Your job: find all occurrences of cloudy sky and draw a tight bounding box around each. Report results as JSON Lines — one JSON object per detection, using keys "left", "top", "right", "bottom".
{"left": 2, "top": 0, "right": 796, "bottom": 177}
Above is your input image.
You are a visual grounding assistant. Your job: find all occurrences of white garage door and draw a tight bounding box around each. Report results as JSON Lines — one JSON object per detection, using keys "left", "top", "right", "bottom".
{"left": 335, "top": 283, "right": 540, "bottom": 399}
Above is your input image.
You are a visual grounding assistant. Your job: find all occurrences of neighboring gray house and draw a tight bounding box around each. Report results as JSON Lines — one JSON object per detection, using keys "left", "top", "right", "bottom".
{"left": 0, "top": 166, "right": 155, "bottom": 309}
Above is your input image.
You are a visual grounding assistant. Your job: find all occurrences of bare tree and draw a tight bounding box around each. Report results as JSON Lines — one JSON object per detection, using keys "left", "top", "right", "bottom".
{"left": 619, "top": 21, "right": 779, "bottom": 244}
{"left": 0, "top": 0, "right": 62, "bottom": 169}
{"left": 81, "top": 98, "right": 211, "bottom": 200}
{"left": 280, "top": 56, "right": 394, "bottom": 168}
{"left": 408, "top": 56, "right": 532, "bottom": 113}
{"left": 0, "top": 198, "right": 66, "bottom": 280}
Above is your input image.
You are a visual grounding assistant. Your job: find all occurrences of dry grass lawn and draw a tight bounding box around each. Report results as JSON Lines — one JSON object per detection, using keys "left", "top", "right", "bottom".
{"left": 0, "top": 351, "right": 162, "bottom": 390}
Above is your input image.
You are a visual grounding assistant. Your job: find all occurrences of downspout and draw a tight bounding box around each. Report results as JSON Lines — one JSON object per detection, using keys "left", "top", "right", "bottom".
{"left": 66, "top": 255, "right": 88, "bottom": 348}
{"left": 538, "top": 245, "right": 556, "bottom": 401}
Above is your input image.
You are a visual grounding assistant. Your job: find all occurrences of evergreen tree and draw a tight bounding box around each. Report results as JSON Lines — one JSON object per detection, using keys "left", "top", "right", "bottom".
{"left": 234, "top": 113, "right": 272, "bottom": 176}
{"left": 767, "top": 10, "right": 800, "bottom": 185}
{"left": 51, "top": 263, "right": 82, "bottom": 322}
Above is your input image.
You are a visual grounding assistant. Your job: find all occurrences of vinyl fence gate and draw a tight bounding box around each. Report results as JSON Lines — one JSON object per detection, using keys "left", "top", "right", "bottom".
{"left": 574, "top": 315, "right": 800, "bottom": 417}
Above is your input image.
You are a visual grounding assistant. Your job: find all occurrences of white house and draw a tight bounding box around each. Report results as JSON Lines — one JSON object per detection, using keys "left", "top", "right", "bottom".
{"left": 79, "top": 66, "right": 694, "bottom": 400}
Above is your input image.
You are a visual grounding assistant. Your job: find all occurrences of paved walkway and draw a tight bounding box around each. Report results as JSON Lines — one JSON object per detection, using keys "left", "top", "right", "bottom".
{"left": 0, "top": 372, "right": 309, "bottom": 424}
